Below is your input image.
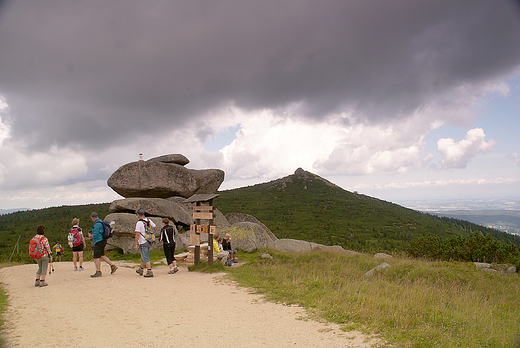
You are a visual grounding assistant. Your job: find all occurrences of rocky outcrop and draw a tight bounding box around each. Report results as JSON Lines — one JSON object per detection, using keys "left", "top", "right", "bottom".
{"left": 107, "top": 155, "right": 224, "bottom": 198}
{"left": 225, "top": 213, "right": 277, "bottom": 241}
{"left": 217, "top": 222, "right": 276, "bottom": 252}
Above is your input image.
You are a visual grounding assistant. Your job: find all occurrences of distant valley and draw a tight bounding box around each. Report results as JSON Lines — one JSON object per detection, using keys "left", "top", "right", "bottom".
{"left": 430, "top": 210, "right": 520, "bottom": 236}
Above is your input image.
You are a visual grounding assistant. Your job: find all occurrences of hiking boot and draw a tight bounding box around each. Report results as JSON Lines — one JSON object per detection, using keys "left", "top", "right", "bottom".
{"left": 90, "top": 271, "right": 102, "bottom": 278}
{"left": 110, "top": 265, "right": 118, "bottom": 274}
{"left": 136, "top": 268, "right": 143, "bottom": 276}
{"left": 35, "top": 279, "right": 40, "bottom": 287}
{"left": 144, "top": 270, "right": 154, "bottom": 278}
{"left": 39, "top": 281, "right": 48, "bottom": 287}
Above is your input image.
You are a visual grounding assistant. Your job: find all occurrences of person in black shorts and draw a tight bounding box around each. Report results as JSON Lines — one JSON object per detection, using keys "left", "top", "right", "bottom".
{"left": 160, "top": 218, "right": 178, "bottom": 274}
{"left": 70, "top": 218, "right": 86, "bottom": 270}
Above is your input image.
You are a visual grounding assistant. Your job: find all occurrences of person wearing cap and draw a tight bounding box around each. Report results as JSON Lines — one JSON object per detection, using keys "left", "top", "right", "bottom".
{"left": 135, "top": 208, "right": 156, "bottom": 278}
{"left": 88, "top": 212, "right": 118, "bottom": 278}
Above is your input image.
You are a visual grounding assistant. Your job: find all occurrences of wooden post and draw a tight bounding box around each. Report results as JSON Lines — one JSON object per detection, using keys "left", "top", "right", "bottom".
{"left": 8, "top": 235, "right": 21, "bottom": 262}
{"left": 207, "top": 198, "right": 214, "bottom": 265}
{"left": 194, "top": 202, "right": 201, "bottom": 265}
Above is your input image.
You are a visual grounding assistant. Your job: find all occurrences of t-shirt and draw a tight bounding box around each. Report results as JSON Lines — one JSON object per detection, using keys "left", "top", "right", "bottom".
{"left": 135, "top": 218, "right": 156, "bottom": 245}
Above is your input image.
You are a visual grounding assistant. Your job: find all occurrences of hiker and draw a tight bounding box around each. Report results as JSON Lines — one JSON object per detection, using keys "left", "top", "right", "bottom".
{"left": 134, "top": 209, "right": 156, "bottom": 278}
{"left": 70, "top": 218, "right": 86, "bottom": 270}
{"left": 212, "top": 233, "right": 230, "bottom": 265}
{"left": 222, "top": 233, "right": 238, "bottom": 263}
{"left": 88, "top": 212, "right": 118, "bottom": 277}
{"left": 53, "top": 241, "right": 63, "bottom": 262}
{"left": 160, "top": 218, "right": 178, "bottom": 274}
{"left": 31, "top": 225, "right": 52, "bottom": 287}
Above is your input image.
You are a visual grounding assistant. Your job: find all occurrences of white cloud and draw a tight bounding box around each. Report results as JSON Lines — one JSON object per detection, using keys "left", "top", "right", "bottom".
{"left": 437, "top": 127, "right": 496, "bottom": 169}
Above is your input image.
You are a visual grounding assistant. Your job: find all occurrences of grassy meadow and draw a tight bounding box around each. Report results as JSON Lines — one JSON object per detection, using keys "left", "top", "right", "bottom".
{"left": 226, "top": 250, "right": 520, "bottom": 348}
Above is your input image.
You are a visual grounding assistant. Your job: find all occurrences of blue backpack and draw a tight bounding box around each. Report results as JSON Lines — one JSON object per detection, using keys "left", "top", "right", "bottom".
{"left": 99, "top": 221, "right": 114, "bottom": 239}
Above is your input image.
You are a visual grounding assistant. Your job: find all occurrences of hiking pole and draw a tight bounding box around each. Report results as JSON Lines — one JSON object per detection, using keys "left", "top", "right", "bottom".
{"left": 49, "top": 256, "right": 54, "bottom": 274}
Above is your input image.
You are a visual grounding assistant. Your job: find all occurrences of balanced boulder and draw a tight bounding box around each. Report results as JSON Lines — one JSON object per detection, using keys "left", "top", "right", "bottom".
{"left": 107, "top": 156, "right": 224, "bottom": 198}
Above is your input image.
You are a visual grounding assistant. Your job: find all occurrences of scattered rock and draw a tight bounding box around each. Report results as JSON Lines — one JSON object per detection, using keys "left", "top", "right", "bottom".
{"left": 365, "top": 262, "right": 391, "bottom": 278}
{"left": 374, "top": 253, "right": 393, "bottom": 259}
{"left": 262, "top": 254, "right": 273, "bottom": 260}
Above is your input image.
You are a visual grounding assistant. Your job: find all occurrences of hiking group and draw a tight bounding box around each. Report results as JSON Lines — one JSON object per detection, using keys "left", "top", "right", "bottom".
{"left": 28, "top": 209, "right": 181, "bottom": 286}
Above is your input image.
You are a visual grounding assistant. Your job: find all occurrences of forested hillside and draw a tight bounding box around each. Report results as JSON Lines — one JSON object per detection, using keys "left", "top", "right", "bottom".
{"left": 0, "top": 203, "right": 110, "bottom": 261}
{"left": 215, "top": 170, "right": 520, "bottom": 253}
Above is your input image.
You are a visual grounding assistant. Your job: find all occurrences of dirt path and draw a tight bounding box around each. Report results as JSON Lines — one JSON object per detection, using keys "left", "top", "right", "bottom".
{"left": 0, "top": 261, "right": 381, "bottom": 347}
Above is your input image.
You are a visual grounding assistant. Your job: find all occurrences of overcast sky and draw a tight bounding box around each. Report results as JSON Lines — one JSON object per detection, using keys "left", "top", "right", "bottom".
{"left": 0, "top": 0, "right": 519, "bottom": 211}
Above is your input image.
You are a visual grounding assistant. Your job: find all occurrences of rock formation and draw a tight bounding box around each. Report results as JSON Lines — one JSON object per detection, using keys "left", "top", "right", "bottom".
{"left": 107, "top": 156, "right": 224, "bottom": 199}
{"left": 102, "top": 158, "right": 352, "bottom": 257}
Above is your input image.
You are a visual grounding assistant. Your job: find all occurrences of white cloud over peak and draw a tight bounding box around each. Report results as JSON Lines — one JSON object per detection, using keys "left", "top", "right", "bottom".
{"left": 437, "top": 127, "right": 496, "bottom": 169}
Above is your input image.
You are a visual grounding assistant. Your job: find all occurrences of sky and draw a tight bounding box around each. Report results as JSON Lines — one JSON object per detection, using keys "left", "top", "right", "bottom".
{"left": 0, "top": 0, "right": 519, "bottom": 211}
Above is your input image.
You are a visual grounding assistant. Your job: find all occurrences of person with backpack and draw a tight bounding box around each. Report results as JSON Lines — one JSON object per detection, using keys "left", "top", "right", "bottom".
{"left": 160, "top": 218, "right": 178, "bottom": 274}
{"left": 30, "top": 225, "right": 52, "bottom": 287}
{"left": 69, "top": 218, "right": 86, "bottom": 271}
{"left": 53, "top": 241, "right": 63, "bottom": 262}
{"left": 134, "top": 209, "right": 156, "bottom": 278}
{"left": 88, "top": 212, "right": 118, "bottom": 278}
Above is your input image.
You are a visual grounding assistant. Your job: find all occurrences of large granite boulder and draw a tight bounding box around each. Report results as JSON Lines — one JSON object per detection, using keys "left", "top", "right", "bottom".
{"left": 109, "top": 198, "right": 193, "bottom": 226}
{"left": 225, "top": 213, "right": 277, "bottom": 241}
{"left": 107, "top": 157, "right": 224, "bottom": 198}
{"left": 216, "top": 221, "right": 276, "bottom": 252}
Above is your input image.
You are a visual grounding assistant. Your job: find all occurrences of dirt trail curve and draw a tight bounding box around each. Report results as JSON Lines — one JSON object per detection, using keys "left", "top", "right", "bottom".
{"left": 0, "top": 261, "right": 381, "bottom": 348}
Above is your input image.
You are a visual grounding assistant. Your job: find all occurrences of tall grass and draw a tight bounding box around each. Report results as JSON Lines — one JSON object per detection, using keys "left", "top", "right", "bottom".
{"left": 228, "top": 250, "right": 520, "bottom": 348}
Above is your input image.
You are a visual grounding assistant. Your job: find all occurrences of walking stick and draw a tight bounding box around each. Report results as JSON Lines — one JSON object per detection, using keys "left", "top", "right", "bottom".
{"left": 49, "top": 254, "right": 54, "bottom": 274}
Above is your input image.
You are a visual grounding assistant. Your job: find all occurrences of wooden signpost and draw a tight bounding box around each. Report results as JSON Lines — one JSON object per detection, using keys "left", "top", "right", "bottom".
{"left": 184, "top": 193, "right": 219, "bottom": 265}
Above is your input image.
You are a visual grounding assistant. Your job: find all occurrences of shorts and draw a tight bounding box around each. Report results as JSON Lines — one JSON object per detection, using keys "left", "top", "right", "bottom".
{"left": 226, "top": 249, "right": 237, "bottom": 256}
{"left": 139, "top": 242, "right": 151, "bottom": 264}
{"left": 93, "top": 240, "right": 107, "bottom": 259}
{"left": 56, "top": 252, "right": 62, "bottom": 256}
{"left": 72, "top": 244, "right": 84, "bottom": 252}
{"left": 163, "top": 242, "right": 176, "bottom": 265}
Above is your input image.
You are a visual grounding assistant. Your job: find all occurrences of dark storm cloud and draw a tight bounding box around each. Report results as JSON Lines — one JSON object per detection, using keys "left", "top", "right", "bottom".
{"left": 0, "top": 0, "right": 519, "bottom": 151}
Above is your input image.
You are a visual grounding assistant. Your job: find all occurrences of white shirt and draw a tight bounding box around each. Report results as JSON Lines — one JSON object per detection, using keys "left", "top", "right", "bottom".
{"left": 135, "top": 218, "right": 156, "bottom": 245}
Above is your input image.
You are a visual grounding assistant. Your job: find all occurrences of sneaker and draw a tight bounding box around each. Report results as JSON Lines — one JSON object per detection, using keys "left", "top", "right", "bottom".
{"left": 233, "top": 259, "right": 238, "bottom": 263}
{"left": 39, "top": 281, "right": 48, "bottom": 287}
{"left": 168, "top": 269, "right": 175, "bottom": 274}
{"left": 79, "top": 266, "right": 84, "bottom": 271}
{"left": 90, "top": 271, "right": 102, "bottom": 278}
{"left": 144, "top": 270, "right": 154, "bottom": 278}
{"left": 110, "top": 265, "right": 118, "bottom": 274}
{"left": 35, "top": 280, "right": 40, "bottom": 287}
{"left": 136, "top": 268, "right": 143, "bottom": 276}
{"left": 74, "top": 267, "right": 78, "bottom": 271}
{"left": 173, "top": 267, "right": 179, "bottom": 273}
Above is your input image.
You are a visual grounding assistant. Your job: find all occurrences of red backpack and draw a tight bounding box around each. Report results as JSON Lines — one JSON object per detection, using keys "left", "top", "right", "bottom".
{"left": 29, "top": 235, "right": 47, "bottom": 259}
{"left": 68, "top": 227, "right": 82, "bottom": 247}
